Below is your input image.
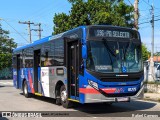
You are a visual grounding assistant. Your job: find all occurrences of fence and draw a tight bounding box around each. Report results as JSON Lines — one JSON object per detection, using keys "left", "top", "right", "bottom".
{"left": 0, "top": 67, "right": 12, "bottom": 80}
{"left": 144, "top": 84, "right": 160, "bottom": 93}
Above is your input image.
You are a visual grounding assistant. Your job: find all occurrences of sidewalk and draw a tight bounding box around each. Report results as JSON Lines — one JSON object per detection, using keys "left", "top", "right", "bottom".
{"left": 144, "top": 93, "right": 160, "bottom": 102}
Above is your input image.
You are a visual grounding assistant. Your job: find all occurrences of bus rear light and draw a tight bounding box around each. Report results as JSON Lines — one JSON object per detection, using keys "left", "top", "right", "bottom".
{"left": 88, "top": 80, "right": 99, "bottom": 90}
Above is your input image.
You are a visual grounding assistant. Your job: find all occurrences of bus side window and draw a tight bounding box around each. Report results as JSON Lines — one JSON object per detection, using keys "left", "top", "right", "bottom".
{"left": 41, "top": 51, "right": 52, "bottom": 67}
{"left": 44, "top": 58, "right": 51, "bottom": 66}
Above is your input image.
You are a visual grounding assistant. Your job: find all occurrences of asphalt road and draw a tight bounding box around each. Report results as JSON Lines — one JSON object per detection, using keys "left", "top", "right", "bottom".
{"left": 0, "top": 80, "right": 160, "bottom": 120}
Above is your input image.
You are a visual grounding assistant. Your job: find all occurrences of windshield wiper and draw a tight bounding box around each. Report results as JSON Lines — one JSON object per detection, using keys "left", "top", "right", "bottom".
{"left": 102, "top": 38, "right": 116, "bottom": 71}
{"left": 102, "top": 38, "right": 116, "bottom": 57}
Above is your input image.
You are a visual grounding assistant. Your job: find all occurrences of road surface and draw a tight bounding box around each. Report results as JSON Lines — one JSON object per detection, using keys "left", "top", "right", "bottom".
{"left": 0, "top": 80, "right": 159, "bottom": 120}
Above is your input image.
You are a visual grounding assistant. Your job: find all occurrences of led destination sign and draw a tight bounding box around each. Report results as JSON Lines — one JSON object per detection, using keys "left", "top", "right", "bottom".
{"left": 94, "top": 30, "right": 130, "bottom": 38}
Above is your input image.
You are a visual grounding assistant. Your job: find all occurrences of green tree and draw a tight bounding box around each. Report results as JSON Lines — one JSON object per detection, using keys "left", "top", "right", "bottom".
{"left": 53, "top": 0, "right": 148, "bottom": 63}
{"left": 53, "top": 0, "right": 134, "bottom": 34}
{"left": 142, "top": 44, "right": 150, "bottom": 61}
{"left": 0, "top": 24, "right": 17, "bottom": 70}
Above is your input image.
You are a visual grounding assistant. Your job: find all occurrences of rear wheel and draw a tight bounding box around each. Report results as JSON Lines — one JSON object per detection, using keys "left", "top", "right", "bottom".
{"left": 23, "top": 81, "right": 31, "bottom": 98}
{"left": 55, "top": 98, "right": 61, "bottom": 105}
{"left": 60, "top": 85, "right": 72, "bottom": 108}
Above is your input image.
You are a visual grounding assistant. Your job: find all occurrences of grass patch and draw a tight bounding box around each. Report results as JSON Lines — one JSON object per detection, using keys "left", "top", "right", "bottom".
{"left": 144, "top": 89, "right": 148, "bottom": 93}
{"left": 147, "top": 91, "right": 154, "bottom": 93}
{"left": 144, "top": 81, "right": 160, "bottom": 85}
{"left": 145, "top": 96, "right": 150, "bottom": 98}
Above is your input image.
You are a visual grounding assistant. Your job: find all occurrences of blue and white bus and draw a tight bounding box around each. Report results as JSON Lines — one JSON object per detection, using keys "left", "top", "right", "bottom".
{"left": 13, "top": 25, "right": 144, "bottom": 108}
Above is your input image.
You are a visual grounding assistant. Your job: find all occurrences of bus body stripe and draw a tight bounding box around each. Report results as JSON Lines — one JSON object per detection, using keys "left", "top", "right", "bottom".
{"left": 102, "top": 88, "right": 116, "bottom": 93}
{"left": 79, "top": 88, "right": 116, "bottom": 94}
{"left": 79, "top": 88, "right": 99, "bottom": 94}
{"left": 28, "top": 70, "right": 35, "bottom": 93}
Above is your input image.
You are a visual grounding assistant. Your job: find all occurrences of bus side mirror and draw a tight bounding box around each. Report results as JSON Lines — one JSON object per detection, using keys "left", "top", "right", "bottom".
{"left": 82, "top": 45, "right": 87, "bottom": 59}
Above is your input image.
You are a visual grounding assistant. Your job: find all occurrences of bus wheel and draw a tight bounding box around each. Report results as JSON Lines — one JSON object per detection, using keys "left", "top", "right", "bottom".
{"left": 60, "top": 85, "right": 72, "bottom": 108}
{"left": 23, "top": 81, "right": 31, "bottom": 98}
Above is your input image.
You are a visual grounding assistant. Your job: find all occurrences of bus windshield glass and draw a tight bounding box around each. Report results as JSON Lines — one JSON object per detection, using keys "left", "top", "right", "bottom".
{"left": 86, "top": 39, "right": 142, "bottom": 73}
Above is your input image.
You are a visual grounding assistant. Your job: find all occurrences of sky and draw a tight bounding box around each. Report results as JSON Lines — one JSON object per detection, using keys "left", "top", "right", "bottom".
{"left": 0, "top": 0, "right": 160, "bottom": 52}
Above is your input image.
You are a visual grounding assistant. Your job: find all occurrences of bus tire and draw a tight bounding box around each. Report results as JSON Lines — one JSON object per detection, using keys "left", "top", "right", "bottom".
{"left": 23, "top": 81, "right": 31, "bottom": 98}
{"left": 55, "top": 98, "right": 61, "bottom": 105}
{"left": 60, "top": 85, "right": 72, "bottom": 108}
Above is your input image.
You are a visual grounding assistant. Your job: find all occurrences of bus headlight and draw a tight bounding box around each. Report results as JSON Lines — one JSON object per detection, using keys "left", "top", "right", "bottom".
{"left": 88, "top": 80, "right": 99, "bottom": 90}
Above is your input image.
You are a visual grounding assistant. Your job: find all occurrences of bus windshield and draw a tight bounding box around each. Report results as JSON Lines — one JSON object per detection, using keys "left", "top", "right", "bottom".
{"left": 86, "top": 39, "right": 142, "bottom": 73}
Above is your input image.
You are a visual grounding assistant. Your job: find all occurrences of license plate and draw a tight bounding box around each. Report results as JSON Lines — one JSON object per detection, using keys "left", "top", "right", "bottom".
{"left": 117, "top": 97, "right": 129, "bottom": 102}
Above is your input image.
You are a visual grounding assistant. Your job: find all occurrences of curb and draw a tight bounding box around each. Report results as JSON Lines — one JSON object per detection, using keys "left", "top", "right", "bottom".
{"left": 143, "top": 97, "right": 160, "bottom": 103}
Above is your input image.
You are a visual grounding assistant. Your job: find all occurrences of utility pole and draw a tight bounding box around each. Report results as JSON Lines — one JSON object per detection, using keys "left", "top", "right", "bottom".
{"left": 148, "top": 2, "right": 155, "bottom": 82}
{"left": 19, "top": 21, "right": 34, "bottom": 43}
{"left": 134, "top": 0, "right": 139, "bottom": 30}
{"left": 151, "top": 5, "right": 154, "bottom": 62}
{"left": 32, "top": 23, "right": 43, "bottom": 39}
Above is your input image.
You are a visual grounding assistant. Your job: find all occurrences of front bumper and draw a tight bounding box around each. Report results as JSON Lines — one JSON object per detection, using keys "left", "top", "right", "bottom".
{"left": 84, "top": 85, "right": 144, "bottom": 103}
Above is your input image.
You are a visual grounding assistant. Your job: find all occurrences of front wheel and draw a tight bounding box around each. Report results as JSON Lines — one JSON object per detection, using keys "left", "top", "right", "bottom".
{"left": 23, "top": 81, "right": 31, "bottom": 98}
{"left": 60, "top": 85, "right": 72, "bottom": 108}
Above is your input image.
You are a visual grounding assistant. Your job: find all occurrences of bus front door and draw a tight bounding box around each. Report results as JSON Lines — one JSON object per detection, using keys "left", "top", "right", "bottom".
{"left": 66, "top": 39, "right": 79, "bottom": 100}
{"left": 33, "top": 49, "right": 42, "bottom": 94}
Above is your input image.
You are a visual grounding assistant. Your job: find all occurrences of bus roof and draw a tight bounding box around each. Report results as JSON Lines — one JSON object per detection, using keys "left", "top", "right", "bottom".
{"left": 13, "top": 25, "right": 135, "bottom": 53}
{"left": 13, "top": 26, "right": 86, "bottom": 52}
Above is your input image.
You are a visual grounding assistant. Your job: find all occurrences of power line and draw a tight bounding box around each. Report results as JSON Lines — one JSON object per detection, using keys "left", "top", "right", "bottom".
{"left": 139, "top": 21, "right": 150, "bottom": 25}
{"left": 10, "top": 31, "right": 44, "bottom": 37}
{"left": 31, "top": 23, "right": 43, "bottom": 39}
{"left": 0, "top": 18, "right": 29, "bottom": 43}
{"left": 139, "top": 18, "right": 160, "bottom": 25}
{"left": 19, "top": 21, "right": 34, "bottom": 43}
{"left": 27, "top": 1, "right": 54, "bottom": 20}
{"left": 139, "top": 8, "right": 150, "bottom": 11}
{"left": 154, "top": 18, "right": 160, "bottom": 21}
{"left": 142, "top": 0, "right": 151, "bottom": 6}
{"left": 127, "top": 0, "right": 133, "bottom": 6}
{"left": 139, "top": 14, "right": 160, "bottom": 22}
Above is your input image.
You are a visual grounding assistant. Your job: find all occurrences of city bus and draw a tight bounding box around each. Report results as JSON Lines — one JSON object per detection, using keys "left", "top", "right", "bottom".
{"left": 13, "top": 25, "right": 144, "bottom": 108}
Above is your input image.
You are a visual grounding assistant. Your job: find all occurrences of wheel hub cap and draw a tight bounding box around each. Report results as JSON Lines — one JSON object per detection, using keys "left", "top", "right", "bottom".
{"left": 24, "top": 85, "right": 27, "bottom": 94}
{"left": 61, "top": 90, "right": 67, "bottom": 102}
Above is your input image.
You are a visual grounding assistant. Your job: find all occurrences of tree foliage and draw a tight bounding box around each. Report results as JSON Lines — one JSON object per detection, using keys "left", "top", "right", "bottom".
{"left": 53, "top": 0, "right": 134, "bottom": 34}
{"left": 53, "top": 0, "right": 150, "bottom": 63}
{"left": 142, "top": 43, "right": 150, "bottom": 61}
{"left": 0, "top": 54, "right": 12, "bottom": 70}
{"left": 0, "top": 24, "right": 17, "bottom": 70}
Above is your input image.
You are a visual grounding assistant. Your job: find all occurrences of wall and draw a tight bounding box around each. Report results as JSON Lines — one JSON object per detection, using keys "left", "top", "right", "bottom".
{"left": 144, "top": 84, "right": 160, "bottom": 93}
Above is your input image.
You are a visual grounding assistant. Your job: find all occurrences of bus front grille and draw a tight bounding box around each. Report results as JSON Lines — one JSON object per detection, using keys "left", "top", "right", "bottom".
{"left": 100, "top": 77, "right": 140, "bottom": 82}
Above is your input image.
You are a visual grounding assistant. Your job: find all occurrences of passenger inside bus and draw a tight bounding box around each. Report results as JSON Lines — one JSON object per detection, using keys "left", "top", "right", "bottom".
{"left": 43, "top": 52, "right": 51, "bottom": 66}
{"left": 44, "top": 58, "right": 51, "bottom": 66}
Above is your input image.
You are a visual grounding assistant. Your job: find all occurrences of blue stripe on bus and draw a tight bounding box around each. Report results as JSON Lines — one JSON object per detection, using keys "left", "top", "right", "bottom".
{"left": 70, "top": 96, "right": 80, "bottom": 101}
{"left": 79, "top": 93, "right": 85, "bottom": 104}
